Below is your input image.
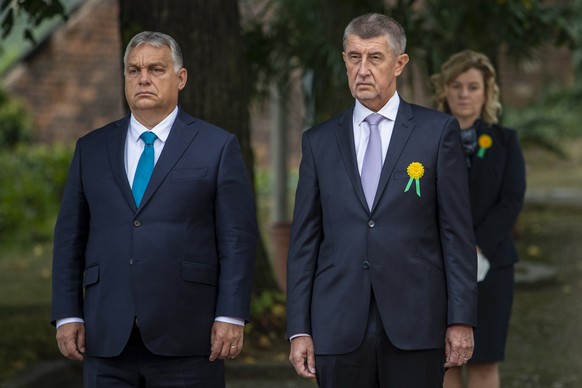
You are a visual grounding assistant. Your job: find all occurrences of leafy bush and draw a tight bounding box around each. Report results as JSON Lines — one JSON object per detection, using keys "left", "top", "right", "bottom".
{"left": 0, "top": 144, "right": 73, "bottom": 246}
{"left": 504, "top": 84, "right": 582, "bottom": 156}
{"left": 0, "top": 88, "right": 32, "bottom": 150}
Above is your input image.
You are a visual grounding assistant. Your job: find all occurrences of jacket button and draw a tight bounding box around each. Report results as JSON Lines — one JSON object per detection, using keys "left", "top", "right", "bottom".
{"left": 362, "top": 261, "right": 370, "bottom": 269}
{"left": 368, "top": 220, "right": 375, "bottom": 228}
{"left": 133, "top": 220, "right": 141, "bottom": 227}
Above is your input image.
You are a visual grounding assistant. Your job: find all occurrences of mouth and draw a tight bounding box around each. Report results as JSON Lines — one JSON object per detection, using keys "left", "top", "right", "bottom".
{"left": 135, "top": 91, "right": 155, "bottom": 97}
{"left": 356, "top": 82, "right": 374, "bottom": 89}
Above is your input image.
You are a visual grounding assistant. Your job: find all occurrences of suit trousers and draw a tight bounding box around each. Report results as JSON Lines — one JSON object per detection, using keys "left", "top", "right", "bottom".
{"left": 315, "top": 295, "right": 445, "bottom": 388}
{"left": 83, "top": 324, "right": 225, "bottom": 388}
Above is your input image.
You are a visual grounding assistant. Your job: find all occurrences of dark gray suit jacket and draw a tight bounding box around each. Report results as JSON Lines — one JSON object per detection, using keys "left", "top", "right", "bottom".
{"left": 286, "top": 100, "right": 478, "bottom": 355}
{"left": 51, "top": 108, "right": 257, "bottom": 357}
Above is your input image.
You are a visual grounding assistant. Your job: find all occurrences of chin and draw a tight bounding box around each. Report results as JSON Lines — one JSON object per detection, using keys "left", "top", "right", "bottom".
{"left": 356, "top": 92, "right": 376, "bottom": 102}
{"left": 134, "top": 101, "right": 158, "bottom": 109}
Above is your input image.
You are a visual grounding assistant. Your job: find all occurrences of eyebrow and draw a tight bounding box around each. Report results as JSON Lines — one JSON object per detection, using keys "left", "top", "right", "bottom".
{"left": 127, "top": 61, "right": 167, "bottom": 68}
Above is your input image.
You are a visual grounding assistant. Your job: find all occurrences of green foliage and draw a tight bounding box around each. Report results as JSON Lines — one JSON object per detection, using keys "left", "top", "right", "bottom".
{"left": 504, "top": 85, "right": 582, "bottom": 157}
{"left": 415, "top": 0, "right": 574, "bottom": 76}
{"left": 0, "top": 144, "right": 73, "bottom": 246}
{"left": 0, "top": 0, "right": 66, "bottom": 43}
{"left": 0, "top": 87, "right": 32, "bottom": 149}
{"left": 245, "top": 0, "right": 574, "bottom": 123}
{"left": 566, "top": 0, "right": 582, "bottom": 80}
{"left": 250, "top": 289, "right": 286, "bottom": 319}
{"left": 247, "top": 289, "right": 287, "bottom": 346}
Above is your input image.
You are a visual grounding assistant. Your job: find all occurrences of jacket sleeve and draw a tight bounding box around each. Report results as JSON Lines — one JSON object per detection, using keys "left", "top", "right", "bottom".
{"left": 51, "top": 140, "right": 90, "bottom": 325}
{"left": 437, "top": 117, "right": 478, "bottom": 327}
{"left": 214, "top": 134, "right": 258, "bottom": 323}
{"left": 286, "top": 132, "right": 323, "bottom": 338}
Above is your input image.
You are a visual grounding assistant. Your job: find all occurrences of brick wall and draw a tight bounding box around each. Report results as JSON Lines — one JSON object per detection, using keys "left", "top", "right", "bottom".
{"left": 2, "top": 0, "right": 124, "bottom": 144}
{"left": 498, "top": 46, "right": 574, "bottom": 109}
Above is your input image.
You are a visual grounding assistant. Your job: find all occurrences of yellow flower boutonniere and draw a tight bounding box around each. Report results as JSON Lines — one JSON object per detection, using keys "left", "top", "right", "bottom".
{"left": 404, "top": 162, "right": 424, "bottom": 197}
{"left": 477, "top": 134, "right": 493, "bottom": 158}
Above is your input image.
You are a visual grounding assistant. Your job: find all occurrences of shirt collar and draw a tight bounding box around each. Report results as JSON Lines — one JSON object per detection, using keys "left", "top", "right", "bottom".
{"left": 354, "top": 92, "right": 400, "bottom": 126}
{"left": 129, "top": 106, "right": 179, "bottom": 144}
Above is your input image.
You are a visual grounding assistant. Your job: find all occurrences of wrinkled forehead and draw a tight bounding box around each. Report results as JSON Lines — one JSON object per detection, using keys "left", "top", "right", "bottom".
{"left": 126, "top": 45, "right": 173, "bottom": 66}
{"left": 344, "top": 34, "right": 391, "bottom": 51}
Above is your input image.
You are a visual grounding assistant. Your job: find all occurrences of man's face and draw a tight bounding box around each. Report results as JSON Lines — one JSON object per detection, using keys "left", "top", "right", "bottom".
{"left": 124, "top": 44, "right": 187, "bottom": 121}
{"left": 342, "top": 34, "right": 408, "bottom": 111}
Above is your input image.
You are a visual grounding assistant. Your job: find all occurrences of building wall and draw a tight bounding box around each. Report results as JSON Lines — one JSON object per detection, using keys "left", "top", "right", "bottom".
{"left": 498, "top": 46, "right": 574, "bottom": 109}
{"left": 2, "top": 0, "right": 124, "bottom": 144}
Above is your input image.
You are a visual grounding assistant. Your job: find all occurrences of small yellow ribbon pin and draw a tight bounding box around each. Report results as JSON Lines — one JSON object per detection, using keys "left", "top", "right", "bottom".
{"left": 404, "top": 162, "right": 424, "bottom": 197}
{"left": 477, "top": 134, "right": 493, "bottom": 158}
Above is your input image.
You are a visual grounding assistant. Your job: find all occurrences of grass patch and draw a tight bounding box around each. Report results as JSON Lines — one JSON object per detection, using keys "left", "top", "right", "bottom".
{"left": 504, "top": 202, "right": 582, "bottom": 387}
{"left": 0, "top": 244, "right": 61, "bottom": 382}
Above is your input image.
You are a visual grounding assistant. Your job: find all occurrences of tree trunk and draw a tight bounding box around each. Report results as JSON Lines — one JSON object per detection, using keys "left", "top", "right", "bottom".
{"left": 118, "top": 0, "right": 278, "bottom": 295}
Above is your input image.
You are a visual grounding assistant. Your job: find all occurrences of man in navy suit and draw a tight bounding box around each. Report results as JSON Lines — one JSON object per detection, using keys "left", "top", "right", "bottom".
{"left": 51, "top": 31, "right": 257, "bottom": 387}
{"left": 287, "top": 14, "right": 477, "bottom": 387}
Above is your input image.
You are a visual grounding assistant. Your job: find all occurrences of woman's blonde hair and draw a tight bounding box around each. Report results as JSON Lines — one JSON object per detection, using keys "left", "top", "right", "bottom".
{"left": 430, "top": 50, "right": 501, "bottom": 124}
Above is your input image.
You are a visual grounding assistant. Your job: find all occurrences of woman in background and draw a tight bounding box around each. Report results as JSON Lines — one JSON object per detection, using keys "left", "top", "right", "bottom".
{"left": 431, "top": 50, "right": 526, "bottom": 388}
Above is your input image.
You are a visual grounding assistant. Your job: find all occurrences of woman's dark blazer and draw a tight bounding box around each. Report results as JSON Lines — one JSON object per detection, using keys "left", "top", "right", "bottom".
{"left": 469, "top": 121, "right": 526, "bottom": 268}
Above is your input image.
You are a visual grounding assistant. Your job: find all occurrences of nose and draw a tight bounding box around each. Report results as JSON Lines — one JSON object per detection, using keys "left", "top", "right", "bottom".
{"left": 357, "top": 57, "right": 371, "bottom": 77}
{"left": 138, "top": 68, "right": 151, "bottom": 84}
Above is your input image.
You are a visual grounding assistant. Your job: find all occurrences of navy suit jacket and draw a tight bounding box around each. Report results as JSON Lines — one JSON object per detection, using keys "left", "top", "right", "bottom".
{"left": 469, "top": 121, "right": 526, "bottom": 268}
{"left": 51, "top": 108, "right": 257, "bottom": 357}
{"left": 286, "top": 100, "right": 478, "bottom": 355}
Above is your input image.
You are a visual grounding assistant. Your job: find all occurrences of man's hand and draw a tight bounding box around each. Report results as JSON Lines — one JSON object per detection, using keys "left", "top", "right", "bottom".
{"left": 56, "top": 322, "right": 85, "bottom": 361}
{"left": 289, "top": 336, "right": 316, "bottom": 378}
{"left": 210, "top": 321, "right": 244, "bottom": 361}
{"left": 444, "top": 324, "right": 474, "bottom": 368}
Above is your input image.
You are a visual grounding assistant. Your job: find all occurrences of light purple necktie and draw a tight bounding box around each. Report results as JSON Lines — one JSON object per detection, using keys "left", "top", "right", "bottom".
{"left": 361, "top": 113, "right": 384, "bottom": 210}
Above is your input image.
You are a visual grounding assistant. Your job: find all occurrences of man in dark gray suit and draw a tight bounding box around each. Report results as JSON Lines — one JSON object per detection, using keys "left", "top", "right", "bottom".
{"left": 286, "top": 14, "right": 477, "bottom": 387}
{"left": 51, "top": 31, "right": 257, "bottom": 387}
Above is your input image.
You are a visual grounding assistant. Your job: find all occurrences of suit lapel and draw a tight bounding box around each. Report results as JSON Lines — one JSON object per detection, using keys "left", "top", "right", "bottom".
{"left": 107, "top": 116, "right": 137, "bottom": 211}
{"left": 335, "top": 107, "right": 369, "bottom": 212}
{"left": 137, "top": 109, "right": 199, "bottom": 211}
{"left": 372, "top": 101, "right": 415, "bottom": 210}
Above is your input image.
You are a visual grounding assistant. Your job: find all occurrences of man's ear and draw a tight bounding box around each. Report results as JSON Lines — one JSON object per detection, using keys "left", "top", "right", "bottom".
{"left": 177, "top": 68, "right": 188, "bottom": 90}
{"left": 394, "top": 54, "right": 409, "bottom": 77}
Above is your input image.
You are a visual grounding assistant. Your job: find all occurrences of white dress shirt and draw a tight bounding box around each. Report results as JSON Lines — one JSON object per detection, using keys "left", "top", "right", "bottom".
{"left": 124, "top": 107, "right": 177, "bottom": 186}
{"left": 352, "top": 92, "right": 400, "bottom": 175}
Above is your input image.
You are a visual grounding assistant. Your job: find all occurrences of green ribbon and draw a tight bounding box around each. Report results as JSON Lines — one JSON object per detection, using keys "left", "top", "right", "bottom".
{"left": 477, "top": 146, "right": 486, "bottom": 158}
{"left": 404, "top": 177, "right": 421, "bottom": 197}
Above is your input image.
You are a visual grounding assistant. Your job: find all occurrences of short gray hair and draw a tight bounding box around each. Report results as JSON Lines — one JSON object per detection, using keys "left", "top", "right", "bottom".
{"left": 343, "top": 13, "right": 406, "bottom": 55}
{"left": 123, "top": 31, "right": 184, "bottom": 73}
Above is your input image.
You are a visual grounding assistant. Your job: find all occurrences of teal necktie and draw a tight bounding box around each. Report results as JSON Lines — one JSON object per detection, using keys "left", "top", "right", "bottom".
{"left": 132, "top": 131, "right": 157, "bottom": 206}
